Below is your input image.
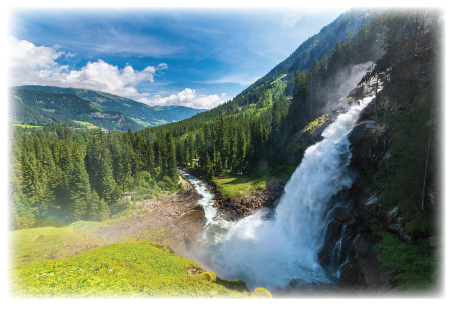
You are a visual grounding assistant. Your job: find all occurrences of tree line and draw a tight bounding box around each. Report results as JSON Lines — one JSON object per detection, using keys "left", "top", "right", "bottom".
{"left": 10, "top": 125, "right": 179, "bottom": 229}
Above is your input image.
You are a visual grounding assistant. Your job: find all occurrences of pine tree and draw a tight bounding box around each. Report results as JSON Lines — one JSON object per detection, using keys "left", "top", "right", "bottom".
{"left": 164, "top": 132, "right": 178, "bottom": 179}
{"left": 69, "top": 155, "right": 91, "bottom": 221}
{"left": 100, "top": 157, "right": 121, "bottom": 203}
{"left": 86, "top": 189, "right": 101, "bottom": 221}
{"left": 98, "top": 198, "right": 111, "bottom": 221}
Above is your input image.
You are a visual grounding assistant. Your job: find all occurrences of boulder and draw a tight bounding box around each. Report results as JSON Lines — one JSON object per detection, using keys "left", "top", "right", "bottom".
{"left": 385, "top": 222, "right": 402, "bottom": 233}
{"left": 176, "top": 204, "right": 207, "bottom": 226}
{"left": 387, "top": 206, "right": 399, "bottom": 220}
{"left": 348, "top": 85, "right": 368, "bottom": 100}
{"left": 331, "top": 206, "right": 352, "bottom": 223}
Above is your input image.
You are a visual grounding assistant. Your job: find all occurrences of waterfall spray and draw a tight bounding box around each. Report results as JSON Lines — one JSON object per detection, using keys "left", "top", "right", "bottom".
{"left": 186, "top": 94, "right": 375, "bottom": 291}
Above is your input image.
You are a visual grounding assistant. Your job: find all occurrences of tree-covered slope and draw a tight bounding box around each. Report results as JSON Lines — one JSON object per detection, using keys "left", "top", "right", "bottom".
{"left": 10, "top": 88, "right": 144, "bottom": 131}
{"left": 14, "top": 85, "right": 206, "bottom": 126}
{"left": 231, "top": 8, "right": 380, "bottom": 105}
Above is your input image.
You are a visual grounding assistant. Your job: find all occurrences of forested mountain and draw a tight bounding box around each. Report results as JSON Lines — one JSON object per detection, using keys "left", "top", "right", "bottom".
{"left": 13, "top": 85, "right": 206, "bottom": 127}
{"left": 10, "top": 88, "right": 144, "bottom": 131}
{"left": 230, "top": 8, "right": 380, "bottom": 105}
{"left": 144, "top": 9, "right": 390, "bottom": 175}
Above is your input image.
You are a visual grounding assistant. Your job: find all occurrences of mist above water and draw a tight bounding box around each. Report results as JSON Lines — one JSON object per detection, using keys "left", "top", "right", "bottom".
{"left": 180, "top": 95, "right": 374, "bottom": 291}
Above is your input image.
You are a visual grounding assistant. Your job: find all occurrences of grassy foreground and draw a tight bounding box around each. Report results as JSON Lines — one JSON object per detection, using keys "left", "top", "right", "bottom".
{"left": 11, "top": 240, "right": 270, "bottom": 298}
{"left": 10, "top": 221, "right": 112, "bottom": 270}
{"left": 10, "top": 222, "right": 271, "bottom": 298}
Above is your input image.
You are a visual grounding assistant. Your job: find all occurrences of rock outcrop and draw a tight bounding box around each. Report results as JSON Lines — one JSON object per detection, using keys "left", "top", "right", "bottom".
{"left": 315, "top": 89, "right": 400, "bottom": 293}
{"left": 212, "top": 181, "right": 287, "bottom": 221}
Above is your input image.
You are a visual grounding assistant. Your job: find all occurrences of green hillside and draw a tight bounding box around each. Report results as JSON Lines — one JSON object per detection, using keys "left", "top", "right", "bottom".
{"left": 10, "top": 88, "right": 144, "bottom": 131}
{"left": 14, "top": 85, "right": 206, "bottom": 127}
{"left": 10, "top": 222, "right": 271, "bottom": 298}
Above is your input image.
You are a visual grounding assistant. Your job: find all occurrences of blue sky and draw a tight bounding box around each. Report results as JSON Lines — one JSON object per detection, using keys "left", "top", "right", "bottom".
{"left": 9, "top": 8, "right": 348, "bottom": 109}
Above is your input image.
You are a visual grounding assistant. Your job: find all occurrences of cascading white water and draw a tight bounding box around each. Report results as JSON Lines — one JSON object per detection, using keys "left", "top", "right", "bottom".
{"left": 180, "top": 95, "right": 374, "bottom": 291}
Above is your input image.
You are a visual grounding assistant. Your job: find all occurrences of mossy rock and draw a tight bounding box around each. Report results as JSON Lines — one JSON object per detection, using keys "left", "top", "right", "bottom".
{"left": 251, "top": 287, "right": 272, "bottom": 298}
{"left": 196, "top": 271, "right": 217, "bottom": 283}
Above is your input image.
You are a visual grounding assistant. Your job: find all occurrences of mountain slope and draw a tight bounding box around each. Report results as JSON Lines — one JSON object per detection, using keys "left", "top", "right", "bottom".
{"left": 10, "top": 88, "right": 144, "bottom": 131}
{"left": 14, "top": 85, "right": 206, "bottom": 126}
{"left": 231, "top": 9, "right": 377, "bottom": 105}
{"left": 159, "top": 105, "right": 207, "bottom": 119}
{"left": 157, "top": 9, "right": 378, "bottom": 127}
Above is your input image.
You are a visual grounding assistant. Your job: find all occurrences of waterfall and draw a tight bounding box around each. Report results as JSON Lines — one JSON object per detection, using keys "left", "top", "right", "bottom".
{"left": 191, "top": 95, "right": 374, "bottom": 291}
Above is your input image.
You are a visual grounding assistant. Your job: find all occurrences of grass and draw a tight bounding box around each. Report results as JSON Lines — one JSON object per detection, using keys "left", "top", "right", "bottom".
{"left": 368, "top": 217, "right": 440, "bottom": 292}
{"left": 88, "top": 103, "right": 103, "bottom": 112}
{"left": 213, "top": 173, "right": 266, "bottom": 198}
{"left": 131, "top": 118, "right": 152, "bottom": 127}
{"left": 152, "top": 119, "right": 169, "bottom": 126}
{"left": 213, "top": 165, "right": 296, "bottom": 198}
{"left": 72, "top": 120, "right": 99, "bottom": 129}
{"left": 303, "top": 114, "right": 330, "bottom": 134}
{"left": 10, "top": 240, "right": 271, "bottom": 298}
{"left": 10, "top": 221, "right": 109, "bottom": 270}
{"left": 13, "top": 124, "right": 43, "bottom": 129}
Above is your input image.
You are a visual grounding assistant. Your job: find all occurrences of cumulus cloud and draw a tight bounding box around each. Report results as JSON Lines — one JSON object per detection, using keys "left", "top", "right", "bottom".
{"left": 8, "top": 36, "right": 167, "bottom": 98}
{"left": 138, "top": 88, "right": 227, "bottom": 110}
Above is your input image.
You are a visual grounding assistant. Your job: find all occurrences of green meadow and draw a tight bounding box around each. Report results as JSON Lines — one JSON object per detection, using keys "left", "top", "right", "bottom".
{"left": 10, "top": 221, "right": 272, "bottom": 298}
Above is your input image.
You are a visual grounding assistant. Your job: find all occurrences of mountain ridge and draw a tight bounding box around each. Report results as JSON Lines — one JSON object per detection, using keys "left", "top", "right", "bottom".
{"left": 12, "top": 85, "right": 206, "bottom": 129}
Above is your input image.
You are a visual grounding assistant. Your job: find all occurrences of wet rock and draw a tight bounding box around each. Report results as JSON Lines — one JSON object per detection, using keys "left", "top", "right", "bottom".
{"left": 331, "top": 206, "right": 352, "bottom": 223}
{"left": 365, "top": 196, "right": 379, "bottom": 207}
{"left": 339, "top": 261, "right": 365, "bottom": 289}
{"left": 348, "top": 85, "right": 368, "bottom": 100}
{"left": 318, "top": 206, "right": 359, "bottom": 269}
{"left": 357, "top": 99, "right": 375, "bottom": 123}
{"left": 385, "top": 222, "right": 402, "bottom": 233}
{"left": 387, "top": 206, "right": 399, "bottom": 220}
{"left": 353, "top": 237, "right": 372, "bottom": 258}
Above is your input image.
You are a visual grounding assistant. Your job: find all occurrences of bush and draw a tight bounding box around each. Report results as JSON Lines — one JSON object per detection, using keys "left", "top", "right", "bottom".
{"left": 251, "top": 287, "right": 272, "bottom": 298}
{"left": 163, "top": 176, "right": 177, "bottom": 191}
{"left": 369, "top": 218, "right": 439, "bottom": 291}
{"left": 109, "top": 199, "right": 133, "bottom": 216}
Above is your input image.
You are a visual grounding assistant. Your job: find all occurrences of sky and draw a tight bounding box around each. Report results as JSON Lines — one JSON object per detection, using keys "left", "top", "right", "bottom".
{"left": 8, "top": 7, "right": 349, "bottom": 109}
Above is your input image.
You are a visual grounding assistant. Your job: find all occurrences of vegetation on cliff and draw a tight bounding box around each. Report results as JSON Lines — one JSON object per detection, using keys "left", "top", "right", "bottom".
{"left": 357, "top": 9, "right": 442, "bottom": 291}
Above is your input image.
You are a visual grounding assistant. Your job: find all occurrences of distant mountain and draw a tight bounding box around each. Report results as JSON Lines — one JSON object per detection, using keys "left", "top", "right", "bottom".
{"left": 159, "top": 105, "right": 207, "bottom": 119}
{"left": 13, "top": 85, "right": 206, "bottom": 127}
{"left": 10, "top": 88, "right": 144, "bottom": 131}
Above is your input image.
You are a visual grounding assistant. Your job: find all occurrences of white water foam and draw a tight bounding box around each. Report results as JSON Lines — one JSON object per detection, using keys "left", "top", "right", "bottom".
{"left": 180, "top": 95, "right": 373, "bottom": 291}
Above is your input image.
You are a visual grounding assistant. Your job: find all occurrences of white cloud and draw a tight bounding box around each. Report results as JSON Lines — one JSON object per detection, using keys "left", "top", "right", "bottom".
{"left": 203, "top": 74, "right": 260, "bottom": 86}
{"left": 8, "top": 36, "right": 167, "bottom": 98}
{"left": 138, "top": 88, "right": 227, "bottom": 110}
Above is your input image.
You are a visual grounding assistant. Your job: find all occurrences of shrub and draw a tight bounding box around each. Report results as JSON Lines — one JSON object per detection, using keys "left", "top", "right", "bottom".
{"left": 251, "top": 287, "right": 272, "bottom": 298}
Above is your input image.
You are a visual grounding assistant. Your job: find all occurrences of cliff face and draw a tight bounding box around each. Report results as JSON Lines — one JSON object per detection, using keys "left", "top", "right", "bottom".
{"left": 315, "top": 89, "right": 402, "bottom": 293}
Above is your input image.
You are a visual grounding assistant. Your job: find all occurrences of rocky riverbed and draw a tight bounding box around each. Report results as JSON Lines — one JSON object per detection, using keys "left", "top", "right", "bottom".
{"left": 179, "top": 167, "right": 288, "bottom": 221}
